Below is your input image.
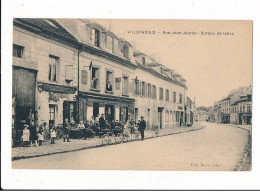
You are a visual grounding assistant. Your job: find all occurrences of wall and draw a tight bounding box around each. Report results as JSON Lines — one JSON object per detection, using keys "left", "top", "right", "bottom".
{"left": 134, "top": 67, "right": 185, "bottom": 129}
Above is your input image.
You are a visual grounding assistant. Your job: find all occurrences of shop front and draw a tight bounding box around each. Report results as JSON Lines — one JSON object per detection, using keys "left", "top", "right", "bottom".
{"left": 79, "top": 91, "right": 135, "bottom": 124}
{"left": 37, "top": 82, "right": 77, "bottom": 128}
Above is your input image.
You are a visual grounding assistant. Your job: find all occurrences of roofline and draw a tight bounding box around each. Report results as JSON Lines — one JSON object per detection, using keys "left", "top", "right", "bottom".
{"left": 136, "top": 62, "right": 187, "bottom": 89}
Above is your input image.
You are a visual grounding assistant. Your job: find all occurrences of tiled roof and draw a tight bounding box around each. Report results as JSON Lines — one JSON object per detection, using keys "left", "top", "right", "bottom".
{"left": 14, "top": 18, "right": 78, "bottom": 43}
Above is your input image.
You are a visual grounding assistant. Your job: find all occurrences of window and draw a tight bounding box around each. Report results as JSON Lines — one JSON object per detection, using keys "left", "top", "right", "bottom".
{"left": 176, "top": 111, "right": 180, "bottom": 122}
{"left": 148, "top": 84, "right": 151, "bottom": 98}
{"left": 152, "top": 85, "right": 157, "bottom": 99}
{"left": 159, "top": 88, "right": 164, "bottom": 100}
{"left": 247, "top": 105, "right": 251, "bottom": 113}
{"left": 49, "top": 105, "right": 56, "bottom": 126}
{"left": 106, "top": 71, "right": 113, "bottom": 92}
{"left": 91, "top": 67, "right": 100, "bottom": 90}
{"left": 179, "top": 93, "right": 183, "bottom": 104}
{"left": 142, "top": 57, "right": 146, "bottom": 66}
{"left": 49, "top": 55, "right": 59, "bottom": 82}
{"left": 106, "top": 36, "right": 113, "bottom": 53}
{"left": 82, "top": 70, "right": 88, "bottom": 85}
{"left": 165, "top": 89, "right": 169, "bottom": 101}
{"left": 160, "top": 67, "right": 163, "bottom": 74}
{"left": 173, "top": 92, "right": 176, "bottom": 103}
{"left": 172, "top": 111, "right": 175, "bottom": 122}
{"left": 141, "top": 81, "right": 145, "bottom": 97}
{"left": 135, "top": 80, "right": 139, "bottom": 95}
{"left": 243, "top": 105, "right": 245, "bottom": 113}
{"left": 122, "top": 76, "right": 129, "bottom": 96}
{"left": 91, "top": 28, "right": 100, "bottom": 47}
{"left": 65, "top": 65, "right": 73, "bottom": 82}
{"left": 70, "top": 103, "right": 75, "bottom": 123}
{"left": 13, "top": 44, "right": 24, "bottom": 58}
{"left": 122, "top": 45, "right": 129, "bottom": 59}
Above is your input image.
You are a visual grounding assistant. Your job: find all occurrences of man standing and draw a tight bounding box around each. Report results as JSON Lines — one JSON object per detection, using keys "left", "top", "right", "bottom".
{"left": 99, "top": 114, "right": 106, "bottom": 130}
{"left": 139, "top": 116, "right": 146, "bottom": 140}
{"left": 63, "top": 118, "right": 71, "bottom": 142}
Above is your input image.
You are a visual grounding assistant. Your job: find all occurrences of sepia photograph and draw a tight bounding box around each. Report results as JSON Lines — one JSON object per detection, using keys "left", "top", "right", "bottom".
{"left": 11, "top": 18, "right": 252, "bottom": 171}
{"left": 2, "top": 0, "right": 260, "bottom": 190}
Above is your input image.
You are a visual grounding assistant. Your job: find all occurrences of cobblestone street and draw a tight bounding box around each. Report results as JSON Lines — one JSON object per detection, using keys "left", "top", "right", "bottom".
{"left": 12, "top": 122, "right": 250, "bottom": 171}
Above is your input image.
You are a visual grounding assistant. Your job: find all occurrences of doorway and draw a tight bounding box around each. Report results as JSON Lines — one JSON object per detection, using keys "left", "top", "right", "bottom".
{"left": 93, "top": 102, "right": 99, "bottom": 119}
{"left": 105, "top": 105, "right": 114, "bottom": 122}
{"left": 158, "top": 107, "right": 163, "bottom": 129}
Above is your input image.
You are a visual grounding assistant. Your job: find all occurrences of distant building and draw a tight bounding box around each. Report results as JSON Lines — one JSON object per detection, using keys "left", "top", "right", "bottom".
{"left": 213, "top": 85, "right": 252, "bottom": 125}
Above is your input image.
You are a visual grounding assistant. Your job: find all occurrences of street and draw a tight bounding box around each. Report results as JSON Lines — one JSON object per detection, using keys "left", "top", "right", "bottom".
{"left": 12, "top": 122, "right": 249, "bottom": 171}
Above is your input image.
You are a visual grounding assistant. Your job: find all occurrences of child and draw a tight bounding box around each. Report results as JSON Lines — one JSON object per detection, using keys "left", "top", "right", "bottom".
{"left": 37, "top": 128, "right": 44, "bottom": 146}
{"left": 50, "top": 125, "right": 56, "bottom": 144}
{"left": 22, "top": 124, "right": 30, "bottom": 144}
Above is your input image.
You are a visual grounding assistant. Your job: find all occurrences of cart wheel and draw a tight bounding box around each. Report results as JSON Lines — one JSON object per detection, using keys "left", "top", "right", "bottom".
{"left": 102, "top": 134, "right": 109, "bottom": 145}
{"left": 117, "top": 133, "right": 124, "bottom": 144}
{"left": 110, "top": 134, "right": 116, "bottom": 144}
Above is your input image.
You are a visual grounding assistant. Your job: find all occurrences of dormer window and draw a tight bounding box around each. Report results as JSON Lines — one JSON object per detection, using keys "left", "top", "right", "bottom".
{"left": 106, "top": 35, "right": 113, "bottom": 53}
{"left": 122, "top": 45, "right": 129, "bottom": 59}
{"left": 91, "top": 28, "right": 100, "bottom": 47}
{"left": 142, "top": 57, "right": 146, "bottom": 66}
{"left": 13, "top": 44, "right": 24, "bottom": 58}
{"left": 160, "top": 67, "right": 163, "bottom": 74}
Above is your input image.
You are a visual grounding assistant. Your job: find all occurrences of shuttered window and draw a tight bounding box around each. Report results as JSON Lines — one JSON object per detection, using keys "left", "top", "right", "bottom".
{"left": 65, "top": 65, "right": 73, "bottom": 81}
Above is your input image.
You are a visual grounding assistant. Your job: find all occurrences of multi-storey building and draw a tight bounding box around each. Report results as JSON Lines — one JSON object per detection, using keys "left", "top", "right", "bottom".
{"left": 12, "top": 19, "right": 190, "bottom": 144}
{"left": 214, "top": 85, "right": 252, "bottom": 125}
{"left": 230, "top": 86, "right": 252, "bottom": 124}
{"left": 57, "top": 19, "right": 137, "bottom": 123}
{"left": 133, "top": 52, "right": 187, "bottom": 129}
{"left": 12, "top": 19, "right": 79, "bottom": 145}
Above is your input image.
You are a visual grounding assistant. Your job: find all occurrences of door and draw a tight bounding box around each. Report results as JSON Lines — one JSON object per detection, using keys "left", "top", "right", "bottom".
{"left": 105, "top": 105, "right": 114, "bottom": 122}
{"left": 122, "top": 107, "right": 128, "bottom": 123}
{"left": 13, "top": 67, "right": 36, "bottom": 144}
{"left": 93, "top": 102, "right": 99, "bottom": 119}
{"left": 134, "top": 108, "right": 138, "bottom": 123}
{"left": 158, "top": 107, "right": 163, "bottom": 129}
{"left": 63, "top": 101, "right": 76, "bottom": 124}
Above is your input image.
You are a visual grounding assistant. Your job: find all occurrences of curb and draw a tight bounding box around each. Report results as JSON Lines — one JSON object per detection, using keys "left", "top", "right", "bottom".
{"left": 231, "top": 125, "right": 252, "bottom": 171}
{"left": 12, "top": 125, "right": 205, "bottom": 161}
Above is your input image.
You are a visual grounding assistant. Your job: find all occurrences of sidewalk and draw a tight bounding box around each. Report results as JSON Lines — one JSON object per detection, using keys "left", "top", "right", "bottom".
{"left": 228, "top": 124, "right": 252, "bottom": 135}
{"left": 12, "top": 122, "right": 205, "bottom": 161}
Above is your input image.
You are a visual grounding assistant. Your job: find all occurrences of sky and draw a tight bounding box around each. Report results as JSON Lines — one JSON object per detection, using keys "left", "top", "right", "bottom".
{"left": 93, "top": 19, "right": 252, "bottom": 107}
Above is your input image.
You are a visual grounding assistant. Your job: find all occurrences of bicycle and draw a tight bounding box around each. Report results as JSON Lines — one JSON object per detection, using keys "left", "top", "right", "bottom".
{"left": 117, "top": 127, "right": 131, "bottom": 143}
{"left": 130, "top": 126, "right": 141, "bottom": 141}
{"left": 100, "top": 129, "right": 116, "bottom": 145}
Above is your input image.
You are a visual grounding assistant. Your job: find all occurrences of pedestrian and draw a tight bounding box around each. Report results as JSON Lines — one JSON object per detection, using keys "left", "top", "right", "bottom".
{"left": 139, "top": 116, "right": 146, "bottom": 140}
{"left": 22, "top": 124, "right": 30, "bottom": 145}
{"left": 50, "top": 125, "right": 56, "bottom": 144}
{"left": 37, "top": 127, "right": 44, "bottom": 146}
{"left": 63, "top": 119, "right": 71, "bottom": 142}
{"left": 30, "top": 121, "right": 38, "bottom": 147}
{"left": 99, "top": 114, "right": 106, "bottom": 130}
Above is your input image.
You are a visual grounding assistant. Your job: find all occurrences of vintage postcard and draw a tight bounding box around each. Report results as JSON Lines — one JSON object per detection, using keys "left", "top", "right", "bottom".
{"left": 11, "top": 19, "right": 252, "bottom": 171}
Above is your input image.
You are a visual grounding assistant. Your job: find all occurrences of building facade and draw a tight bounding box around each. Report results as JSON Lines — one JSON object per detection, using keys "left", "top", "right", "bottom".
{"left": 214, "top": 86, "right": 252, "bottom": 125}
{"left": 12, "top": 19, "right": 79, "bottom": 145}
{"left": 12, "top": 19, "right": 192, "bottom": 145}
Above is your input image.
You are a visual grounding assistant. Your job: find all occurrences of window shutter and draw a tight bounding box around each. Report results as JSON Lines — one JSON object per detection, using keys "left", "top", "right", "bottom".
{"left": 65, "top": 65, "right": 73, "bottom": 81}
{"left": 145, "top": 83, "right": 148, "bottom": 97}
{"left": 132, "top": 79, "right": 135, "bottom": 95}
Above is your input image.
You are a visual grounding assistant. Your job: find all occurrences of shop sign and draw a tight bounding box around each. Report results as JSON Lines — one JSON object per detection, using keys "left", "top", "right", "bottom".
{"left": 49, "top": 92, "right": 68, "bottom": 102}
{"left": 178, "top": 106, "right": 183, "bottom": 110}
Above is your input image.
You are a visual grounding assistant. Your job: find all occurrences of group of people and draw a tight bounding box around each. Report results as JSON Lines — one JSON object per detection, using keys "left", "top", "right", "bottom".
{"left": 21, "top": 114, "right": 147, "bottom": 147}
